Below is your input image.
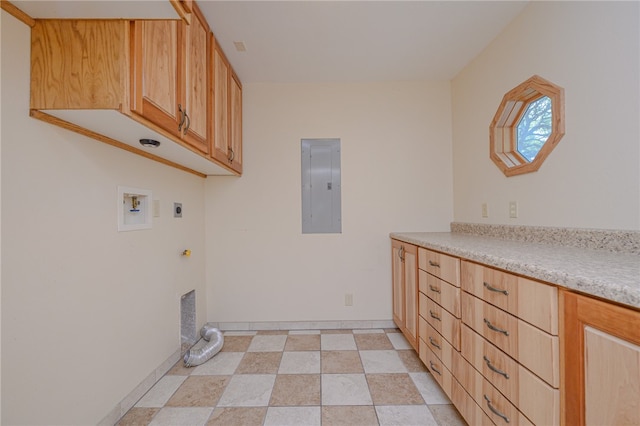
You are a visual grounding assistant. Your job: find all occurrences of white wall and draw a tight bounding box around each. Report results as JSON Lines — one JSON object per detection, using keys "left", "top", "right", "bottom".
{"left": 452, "top": 1, "right": 640, "bottom": 230}
{"left": 1, "top": 11, "right": 207, "bottom": 424}
{"left": 205, "top": 82, "right": 453, "bottom": 323}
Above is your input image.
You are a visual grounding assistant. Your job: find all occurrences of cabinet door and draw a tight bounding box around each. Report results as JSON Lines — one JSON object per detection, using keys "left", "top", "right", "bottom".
{"left": 391, "top": 240, "right": 405, "bottom": 329}
{"left": 229, "top": 71, "right": 243, "bottom": 173}
{"left": 211, "top": 39, "right": 230, "bottom": 165}
{"left": 562, "top": 290, "right": 640, "bottom": 426}
{"left": 179, "top": 5, "right": 209, "bottom": 153}
{"left": 403, "top": 243, "right": 418, "bottom": 348}
{"left": 31, "top": 20, "right": 127, "bottom": 110}
{"left": 131, "top": 20, "right": 180, "bottom": 135}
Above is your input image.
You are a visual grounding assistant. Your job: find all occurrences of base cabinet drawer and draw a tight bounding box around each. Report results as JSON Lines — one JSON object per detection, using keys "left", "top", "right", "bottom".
{"left": 419, "top": 269, "right": 461, "bottom": 317}
{"left": 451, "top": 375, "right": 495, "bottom": 426}
{"left": 423, "top": 344, "right": 454, "bottom": 399}
{"left": 419, "top": 318, "right": 456, "bottom": 372}
{"left": 461, "top": 325, "right": 560, "bottom": 426}
{"left": 461, "top": 292, "right": 559, "bottom": 387}
{"left": 461, "top": 260, "right": 558, "bottom": 334}
{"left": 456, "top": 352, "right": 534, "bottom": 426}
{"left": 421, "top": 292, "right": 461, "bottom": 350}
{"left": 419, "top": 248, "right": 460, "bottom": 286}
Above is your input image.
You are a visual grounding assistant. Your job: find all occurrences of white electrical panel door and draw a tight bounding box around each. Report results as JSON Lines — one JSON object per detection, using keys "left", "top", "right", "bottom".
{"left": 301, "top": 139, "right": 341, "bottom": 234}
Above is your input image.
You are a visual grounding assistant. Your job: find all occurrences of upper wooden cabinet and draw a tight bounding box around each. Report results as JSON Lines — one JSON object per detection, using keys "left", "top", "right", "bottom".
{"left": 30, "top": 20, "right": 128, "bottom": 110}
{"left": 180, "top": 5, "right": 209, "bottom": 152}
{"left": 229, "top": 71, "right": 243, "bottom": 174}
{"left": 210, "top": 38, "right": 242, "bottom": 174}
{"left": 130, "top": 20, "right": 181, "bottom": 138}
{"left": 29, "top": 2, "right": 242, "bottom": 177}
{"left": 211, "top": 39, "right": 230, "bottom": 166}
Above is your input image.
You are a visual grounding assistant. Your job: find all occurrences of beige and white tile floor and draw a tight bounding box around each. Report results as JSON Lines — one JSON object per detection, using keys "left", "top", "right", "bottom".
{"left": 118, "top": 328, "right": 467, "bottom": 426}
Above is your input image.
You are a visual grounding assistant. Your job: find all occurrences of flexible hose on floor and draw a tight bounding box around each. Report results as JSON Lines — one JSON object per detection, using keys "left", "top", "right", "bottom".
{"left": 183, "top": 324, "right": 224, "bottom": 367}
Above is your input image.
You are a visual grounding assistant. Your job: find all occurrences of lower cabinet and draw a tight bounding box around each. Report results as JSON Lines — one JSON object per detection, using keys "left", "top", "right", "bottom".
{"left": 562, "top": 290, "right": 640, "bottom": 426}
{"left": 392, "top": 240, "right": 572, "bottom": 426}
{"left": 391, "top": 239, "right": 418, "bottom": 350}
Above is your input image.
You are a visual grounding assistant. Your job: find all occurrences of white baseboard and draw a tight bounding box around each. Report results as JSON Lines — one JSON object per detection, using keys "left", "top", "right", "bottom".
{"left": 207, "top": 319, "right": 397, "bottom": 331}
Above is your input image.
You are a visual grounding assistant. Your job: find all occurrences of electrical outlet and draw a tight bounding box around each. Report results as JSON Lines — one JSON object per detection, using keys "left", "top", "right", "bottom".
{"left": 481, "top": 203, "right": 488, "bottom": 218}
{"left": 509, "top": 201, "right": 518, "bottom": 218}
{"left": 174, "top": 202, "right": 183, "bottom": 218}
{"left": 345, "top": 293, "right": 353, "bottom": 306}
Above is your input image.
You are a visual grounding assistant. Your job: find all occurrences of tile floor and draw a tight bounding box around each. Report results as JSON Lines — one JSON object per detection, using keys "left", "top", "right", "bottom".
{"left": 118, "top": 328, "right": 467, "bottom": 426}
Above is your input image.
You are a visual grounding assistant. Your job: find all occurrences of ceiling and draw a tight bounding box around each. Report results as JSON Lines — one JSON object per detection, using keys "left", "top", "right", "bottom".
{"left": 14, "top": 0, "right": 529, "bottom": 83}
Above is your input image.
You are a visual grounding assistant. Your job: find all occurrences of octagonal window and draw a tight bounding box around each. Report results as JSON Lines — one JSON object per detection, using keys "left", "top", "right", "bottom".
{"left": 490, "top": 75, "right": 565, "bottom": 177}
{"left": 517, "top": 95, "right": 552, "bottom": 162}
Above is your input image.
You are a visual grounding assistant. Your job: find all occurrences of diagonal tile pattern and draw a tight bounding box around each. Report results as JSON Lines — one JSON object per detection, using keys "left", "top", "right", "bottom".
{"left": 118, "top": 329, "right": 467, "bottom": 426}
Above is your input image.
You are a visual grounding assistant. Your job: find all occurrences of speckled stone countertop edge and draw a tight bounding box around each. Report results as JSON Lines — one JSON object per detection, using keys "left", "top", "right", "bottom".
{"left": 390, "top": 231, "right": 640, "bottom": 310}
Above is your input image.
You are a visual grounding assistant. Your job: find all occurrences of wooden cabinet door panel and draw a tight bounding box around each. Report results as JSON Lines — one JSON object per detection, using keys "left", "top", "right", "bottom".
{"left": 391, "top": 240, "right": 404, "bottom": 328}
{"left": 403, "top": 243, "right": 418, "bottom": 347}
{"left": 211, "top": 40, "right": 230, "bottom": 164}
{"left": 131, "top": 20, "right": 180, "bottom": 135}
{"left": 31, "top": 20, "right": 127, "bottom": 110}
{"left": 563, "top": 290, "right": 640, "bottom": 426}
{"left": 229, "top": 72, "right": 243, "bottom": 173}
{"left": 181, "top": 6, "right": 209, "bottom": 153}
{"left": 584, "top": 326, "right": 640, "bottom": 425}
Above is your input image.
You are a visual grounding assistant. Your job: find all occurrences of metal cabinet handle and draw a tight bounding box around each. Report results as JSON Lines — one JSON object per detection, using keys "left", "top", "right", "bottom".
{"left": 483, "top": 355, "right": 510, "bottom": 379}
{"left": 429, "top": 361, "right": 441, "bottom": 376}
{"left": 429, "top": 336, "right": 441, "bottom": 350}
{"left": 484, "top": 318, "right": 509, "bottom": 336}
{"left": 484, "top": 282, "right": 509, "bottom": 296}
{"left": 228, "top": 147, "right": 235, "bottom": 162}
{"left": 178, "top": 104, "right": 186, "bottom": 131}
{"left": 429, "top": 310, "right": 441, "bottom": 321}
{"left": 428, "top": 260, "right": 440, "bottom": 268}
{"left": 398, "top": 246, "right": 404, "bottom": 261}
{"left": 428, "top": 285, "right": 441, "bottom": 294}
{"left": 484, "top": 394, "right": 510, "bottom": 423}
{"left": 183, "top": 111, "right": 190, "bottom": 135}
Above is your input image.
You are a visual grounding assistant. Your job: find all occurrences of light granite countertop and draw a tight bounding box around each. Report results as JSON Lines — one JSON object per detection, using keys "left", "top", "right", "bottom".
{"left": 390, "top": 231, "right": 640, "bottom": 309}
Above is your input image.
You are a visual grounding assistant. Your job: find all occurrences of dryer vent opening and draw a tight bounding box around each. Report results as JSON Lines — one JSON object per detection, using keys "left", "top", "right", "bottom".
{"left": 180, "top": 290, "right": 196, "bottom": 352}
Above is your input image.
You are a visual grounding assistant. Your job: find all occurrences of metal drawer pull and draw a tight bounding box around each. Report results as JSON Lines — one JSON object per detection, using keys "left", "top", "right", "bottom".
{"left": 484, "top": 282, "right": 509, "bottom": 296}
{"left": 429, "top": 310, "right": 441, "bottom": 321}
{"left": 484, "top": 318, "right": 509, "bottom": 336}
{"left": 429, "top": 361, "right": 442, "bottom": 376}
{"left": 428, "top": 285, "right": 441, "bottom": 294}
{"left": 484, "top": 355, "right": 510, "bottom": 379}
{"left": 428, "top": 260, "right": 440, "bottom": 268}
{"left": 429, "top": 336, "right": 441, "bottom": 349}
{"left": 484, "top": 394, "right": 510, "bottom": 423}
